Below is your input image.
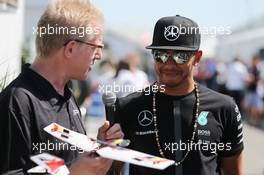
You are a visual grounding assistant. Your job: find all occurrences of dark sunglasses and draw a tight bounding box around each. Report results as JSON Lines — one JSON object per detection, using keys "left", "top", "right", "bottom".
{"left": 152, "top": 50, "right": 195, "bottom": 64}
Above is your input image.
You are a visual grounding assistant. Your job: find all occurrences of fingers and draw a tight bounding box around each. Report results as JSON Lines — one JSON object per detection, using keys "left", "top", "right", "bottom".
{"left": 71, "top": 153, "right": 113, "bottom": 175}
{"left": 99, "top": 121, "right": 110, "bottom": 133}
{"left": 97, "top": 121, "right": 110, "bottom": 140}
{"left": 79, "top": 153, "right": 112, "bottom": 167}
{"left": 83, "top": 154, "right": 113, "bottom": 172}
{"left": 97, "top": 122, "right": 124, "bottom": 141}
{"left": 105, "top": 123, "right": 124, "bottom": 140}
{"left": 93, "top": 157, "right": 113, "bottom": 175}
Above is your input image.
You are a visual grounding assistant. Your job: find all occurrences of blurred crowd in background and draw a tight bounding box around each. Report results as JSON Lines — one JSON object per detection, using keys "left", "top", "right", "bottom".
{"left": 1, "top": 1, "right": 264, "bottom": 174}
{"left": 69, "top": 48, "right": 264, "bottom": 130}
{"left": 1, "top": 0, "right": 264, "bottom": 132}
{"left": 194, "top": 55, "right": 264, "bottom": 127}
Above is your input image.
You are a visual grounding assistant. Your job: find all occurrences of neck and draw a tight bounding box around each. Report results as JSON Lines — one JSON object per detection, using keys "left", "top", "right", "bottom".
{"left": 130, "top": 66, "right": 137, "bottom": 73}
{"left": 159, "top": 80, "right": 195, "bottom": 96}
{"left": 30, "top": 57, "right": 68, "bottom": 96}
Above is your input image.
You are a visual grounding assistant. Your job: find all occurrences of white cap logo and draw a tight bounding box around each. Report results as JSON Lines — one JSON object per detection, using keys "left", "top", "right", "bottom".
{"left": 164, "top": 25, "right": 180, "bottom": 41}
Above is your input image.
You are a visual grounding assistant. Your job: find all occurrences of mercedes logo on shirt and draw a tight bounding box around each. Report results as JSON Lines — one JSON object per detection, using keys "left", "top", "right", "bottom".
{"left": 164, "top": 25, "right": 180, "bottom": 41}
{"left": 137, "top": 110, "right": 153, "bottom": 126}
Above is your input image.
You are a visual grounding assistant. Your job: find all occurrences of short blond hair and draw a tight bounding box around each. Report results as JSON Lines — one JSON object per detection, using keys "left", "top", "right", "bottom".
{"left": 35, "top": 0, "right": 103, "bottom": 58}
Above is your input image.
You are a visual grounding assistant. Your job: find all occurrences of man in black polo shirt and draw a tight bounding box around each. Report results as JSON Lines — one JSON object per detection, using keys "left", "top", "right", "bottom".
{"left": 117, "top": 15, "right": 243, "bottom": 175}
{"left": 0, "top": 0, "right": 123, "bottom": 175}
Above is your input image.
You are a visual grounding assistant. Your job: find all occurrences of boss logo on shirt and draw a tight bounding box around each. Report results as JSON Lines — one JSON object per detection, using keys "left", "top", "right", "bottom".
{"left": 197, "top": 129, "right": 211, "bottom": 136}
{"left": 137, "top": 110, "right": 153, "bottom": 126}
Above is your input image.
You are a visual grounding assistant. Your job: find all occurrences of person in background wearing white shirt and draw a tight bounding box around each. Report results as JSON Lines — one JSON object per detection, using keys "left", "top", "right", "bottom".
{"left": 126, "top": 52, "right": 149, "bottom": 90}
{"left": 225, "top": 58, "right": 250, "bottom": 115}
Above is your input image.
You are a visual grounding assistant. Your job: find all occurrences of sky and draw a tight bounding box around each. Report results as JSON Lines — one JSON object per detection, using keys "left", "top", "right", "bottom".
{"left": 28, "top": 0, "right": 264, "bottom": 40}
{"left": 90, "top": 0, "right": 264, "bottom": 58}
{"left": 24, "top": 0, "right": 264, "bottom": 60}
{"left": 91, "top": 0, "right": 264, "bottom": 33}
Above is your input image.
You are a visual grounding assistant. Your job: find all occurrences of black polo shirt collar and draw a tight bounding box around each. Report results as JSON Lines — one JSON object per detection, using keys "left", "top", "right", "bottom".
{"left": 21, "top": 64, "right": 72, "bottom": 106}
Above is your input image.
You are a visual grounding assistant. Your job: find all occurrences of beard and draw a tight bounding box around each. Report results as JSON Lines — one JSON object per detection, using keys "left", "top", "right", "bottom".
{"left": 158, "top": 69, "right": 191, "bottom": 89}
{"left": 163, "top": 75, "right": 188, "bottom": 88}
{"left": 155, "top": 63, "right": 194, "bottom": 89}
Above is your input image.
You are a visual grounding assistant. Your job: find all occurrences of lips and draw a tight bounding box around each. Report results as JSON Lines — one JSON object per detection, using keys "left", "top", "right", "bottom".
{"left": 161, "top": 70, "right": 182, "bottom": 75}
{"left": 90, "top": 59, "right": 95, "bottom": 65}
{"left": 88, "top": 59, "right": 95, "bottom": 71}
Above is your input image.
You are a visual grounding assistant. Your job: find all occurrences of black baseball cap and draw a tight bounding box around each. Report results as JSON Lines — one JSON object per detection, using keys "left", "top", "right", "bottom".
{"left": 146, "top": 15, "right": 201, "bottom": 51}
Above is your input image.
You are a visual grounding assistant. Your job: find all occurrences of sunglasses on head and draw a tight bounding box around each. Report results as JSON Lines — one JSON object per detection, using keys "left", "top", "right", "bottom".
{"left": 152, "top": 50, "right": 195, "bottom": 64}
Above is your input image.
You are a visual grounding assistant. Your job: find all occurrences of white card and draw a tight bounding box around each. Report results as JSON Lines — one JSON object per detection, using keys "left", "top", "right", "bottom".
{"left": 44, "top": 123, "right": 175, "bottom": 170}
{"left": 30, "top": 153, "right": 69, "bottom": 175}
{"left": 44, "top": 123, "right": 100, "bottom": 152}
{"left": 97, "top": 146, "right": 175, "bottom": 170}
{"left": 27, "top": 165, "right": 46, "bottom": 174}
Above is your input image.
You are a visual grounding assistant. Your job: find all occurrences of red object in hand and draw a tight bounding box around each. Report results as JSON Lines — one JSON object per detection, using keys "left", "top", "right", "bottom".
{"left": 51, "top": 124, "right": 59, "bottom": 132}
{"left": 46, "top": 159, "right": 64, "bottom": 172}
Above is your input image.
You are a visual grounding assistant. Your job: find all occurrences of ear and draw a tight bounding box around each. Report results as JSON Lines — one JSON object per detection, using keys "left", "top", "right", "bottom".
{"left": 64, "top": 41, "right": 77, "bottom": 59}
{"left": 193, "top": 50, "right": 203, "bottom": 66}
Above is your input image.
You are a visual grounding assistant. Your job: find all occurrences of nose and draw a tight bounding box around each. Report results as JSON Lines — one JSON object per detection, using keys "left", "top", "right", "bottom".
{"left": 165, "top": 56, "right": 176, "bottom": 65}
{"left": 94, "top": 48, "right": 103, "bottom": 60}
